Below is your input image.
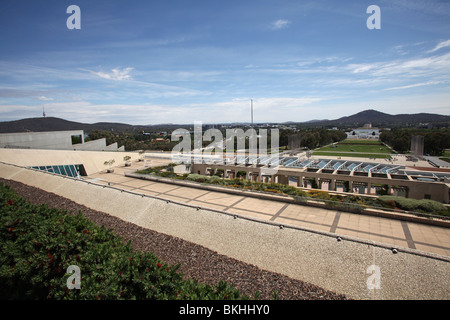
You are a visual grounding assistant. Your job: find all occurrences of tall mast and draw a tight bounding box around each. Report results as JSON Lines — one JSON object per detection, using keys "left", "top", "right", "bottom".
{"left": 251, "top": 99, "right": 253, "bottom": 127}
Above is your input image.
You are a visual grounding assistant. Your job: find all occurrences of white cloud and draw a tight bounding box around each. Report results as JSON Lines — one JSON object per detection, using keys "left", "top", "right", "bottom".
{"left": 270, "top": 19, "right": 291, "bottom": 30}
{"left": 178, "top": 97, "right": 324, "bottom": 124}
{"left": 384, "top": 81, "right": 441, "bottom": 91}
{"left": 76, "top": 67, "right": 210, "bottom": 100}
{"left": 37, "top": 96, "right": 54, "bottom": 101}
{"left": 349, "top": 64, "right": 376, "bottom": 74}
{"left": 345, "top": 53, "right": 450, "bottom": 78}
{"left": 34, "top": 97, "right": 323, "bottom": 124}
{"left": 0, "top": 104, "right": 40, "bottom": 113}
{"left": 2, "top": 89, "right": 449, "bottom": 124}
{"left": 427, "top": 39, "right": 450, "bottom": 53}
{"left": 84, "top": 67, "right": 134, "bottom": 81}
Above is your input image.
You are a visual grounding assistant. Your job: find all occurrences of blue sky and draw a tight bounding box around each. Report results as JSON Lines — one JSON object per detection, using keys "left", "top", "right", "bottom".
{"left": 0, "top": 0, "right": 449, "bottom": 124}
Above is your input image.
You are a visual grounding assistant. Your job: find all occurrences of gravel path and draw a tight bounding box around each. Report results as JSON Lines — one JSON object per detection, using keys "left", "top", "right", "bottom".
{"left": 0, "top": 178, "right": 348, "bottom": 300}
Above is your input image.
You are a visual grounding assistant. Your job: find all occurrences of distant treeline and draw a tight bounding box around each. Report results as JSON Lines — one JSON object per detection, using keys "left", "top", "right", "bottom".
{"left": 87, "top": 129, "right": 178, "bottom": 151}
{"left": 86, "top": 128, "right": 348, "bottom": 152}
{"left": 282, "top": 128, "right": 347, "bottom": 150}
{"left": 87, "top": 127, "right": 450, "bottom": 156}
{"left": 380, "top": 128, "right": 450, "bottom": 156}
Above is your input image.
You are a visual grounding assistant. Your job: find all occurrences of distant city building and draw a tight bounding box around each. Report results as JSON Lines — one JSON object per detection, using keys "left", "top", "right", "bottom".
{"left": 191, "top": 156, "right": 450, "bottom": 203}
{"left": 346, "top": 128, "right": 380, "bottom": 139}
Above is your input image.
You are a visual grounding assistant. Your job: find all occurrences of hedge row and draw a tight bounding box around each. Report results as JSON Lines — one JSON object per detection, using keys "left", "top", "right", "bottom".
{"left": 0, "top": 182, "right": 247, "bottom": 300}
{"left": 185, "top": 173, "right": 310, "bottom": 198}
{"left": 378, "top": 195, "right": 449, "bottom": 216}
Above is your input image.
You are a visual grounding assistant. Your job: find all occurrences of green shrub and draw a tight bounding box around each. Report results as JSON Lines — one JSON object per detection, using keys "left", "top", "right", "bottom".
{"left": 417, "top": 200, "right": 447, "bottom": 213}
{"left": 263, "top": 189, "right": 282, "bottom": 194}
{"left": 163, "top": 171, "right": 180, "bottom": 178}
{"left": 229, "top": 178, "right": 246, "bottom": 187}
{"left": 330, "top": 195, "right": 344, "bottom": 202}
{"left": 308, "top": 190, "right": 331, "bottom": 200}
{"left": 0, "top": 183, "right": 247, "bottom": 300}
{"left": 173, "top": 173, "right": 190, "bottom": 180}
{"left": 135, "top": 166, "right": 164, "bottom": 175}
{"left": 378, "top": 196, "right": 446, "bottom": 213}
{"left": 186, "top": 174, "right": 210, "bottom": 183}
{"left": 207, "top": 176, "right": 223, "bottom": 185}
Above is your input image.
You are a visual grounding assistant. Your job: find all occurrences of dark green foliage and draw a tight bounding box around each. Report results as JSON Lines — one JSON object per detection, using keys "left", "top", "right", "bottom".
{"left": 136, "top": 164, "right": 179, "bottom": 179}
{"left": 281, "top": 128, "right": 347, "bottom": 149}
{"left": 380, "top": 128, "right": 450, "bottom": 155}
{"left": 87, "top": 130, "right": 179, "bottom": 152}
{"left": 0, "top": 183, "right": 248, "bottom": 300}
{"left": 378, "top": 196, "right": 449, "bottom": 216}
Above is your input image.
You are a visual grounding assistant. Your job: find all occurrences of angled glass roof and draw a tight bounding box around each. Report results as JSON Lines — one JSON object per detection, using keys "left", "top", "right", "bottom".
{"left": 29, "top": 164, "right": 84, "bottom": 178}
{"left": 173, "top": 154, "right": 450, "bottom": 182}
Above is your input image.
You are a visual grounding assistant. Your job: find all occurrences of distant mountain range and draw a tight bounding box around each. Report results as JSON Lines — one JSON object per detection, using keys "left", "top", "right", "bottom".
{"left": 0, "top": 109, "right": 449, "bottom": 133}
{"left": 308, "top": 109, "right": 450, "bottom": 127}
{"left": 0, "top": 117, "right": 137, "bottom": 134}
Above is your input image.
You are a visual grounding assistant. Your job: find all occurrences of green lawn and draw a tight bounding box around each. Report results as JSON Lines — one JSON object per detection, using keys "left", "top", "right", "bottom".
{"left": 315, "top": 142, "right": 391, "bottom": 154}
{"left": 439, "top": 150, "right": 450, "bottom": 164}
{"left": 313, "top": 139, "right": 393, "bottom": 159}
{"left": 338, "top": 139, "right": 382, "bottom": 145}
{"left": 313, "top": 151, "right": 392, "bottom": 159}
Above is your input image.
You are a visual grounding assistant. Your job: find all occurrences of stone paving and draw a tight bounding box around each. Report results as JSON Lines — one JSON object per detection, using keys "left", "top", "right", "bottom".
{"left": 87, "top": 159, "right": 450, "bottom": 258}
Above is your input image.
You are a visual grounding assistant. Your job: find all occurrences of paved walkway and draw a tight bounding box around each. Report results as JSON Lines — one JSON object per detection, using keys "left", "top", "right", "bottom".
{"left": 87, "top": 159, "right": 450, "bottom": 258}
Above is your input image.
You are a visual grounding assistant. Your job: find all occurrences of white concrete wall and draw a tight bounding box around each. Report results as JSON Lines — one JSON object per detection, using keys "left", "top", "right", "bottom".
{"left": 0, "top": 131, "right": 124, "bottom": 152}
{"left": 0, "top": 148, "right": 139, "bottom": 175}
{"left": 72, "top": 138, "right": 108, "bottom": 151}
{"left": 0, "top": 130, "right": 84, "bottom": 150}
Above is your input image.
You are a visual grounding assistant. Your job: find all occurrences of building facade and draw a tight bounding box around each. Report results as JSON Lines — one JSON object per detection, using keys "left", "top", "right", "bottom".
{"left": 189, "top": 156, "right": 450, "bottom": 203}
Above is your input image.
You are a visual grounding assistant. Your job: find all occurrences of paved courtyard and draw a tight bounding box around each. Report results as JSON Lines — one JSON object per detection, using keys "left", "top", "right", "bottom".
{"left": 86, "top": 158, "right": 450, "bottom": 258}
